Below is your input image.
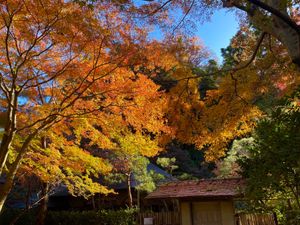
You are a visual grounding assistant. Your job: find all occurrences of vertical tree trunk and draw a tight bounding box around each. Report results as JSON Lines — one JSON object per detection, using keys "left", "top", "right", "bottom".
{"left": 0, "top": 89, "right": 18, "bottom": 176}
{"left": 92, "top": 196, "right": 96, "bottom": 210}
{"left": 0, "top": 178, "right": 13, "bottom": 213}
{"left": 127, "top": 173, "right": 133, "bottom": 208}
{"left": 0, "top": 155, "right": 22, "bottom": 213}
{"left": 25, "top": 177, "right": 33, "bottom": 210}
{"left": 35, "top": 136, "right": 50, "bottom": 225}
{"left": 8, "top": 179, "right": 33, "bottom": 225}
{"left": 35, "top": 183, "right": 49, "bottom": 225}
{"left": 137, "top": 190, "right": 140, "bottom": 210}
{"left": 273, "top": 212, "right": 279, "bottom": 225}
{"left": 0, "top": 131, "right": 39, "bottom": 214}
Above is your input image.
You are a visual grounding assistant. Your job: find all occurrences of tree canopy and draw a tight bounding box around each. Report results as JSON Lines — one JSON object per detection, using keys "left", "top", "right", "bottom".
{"left": 0, "top": 0, "right": 300, "bottom": 221}
{"left": 239, "top": 95, "right": 300, "bottom": 223}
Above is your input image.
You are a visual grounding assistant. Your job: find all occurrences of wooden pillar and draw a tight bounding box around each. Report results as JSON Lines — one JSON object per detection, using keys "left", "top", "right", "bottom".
{"left": 190, "top": 202, "right": 194, "bottom": 225}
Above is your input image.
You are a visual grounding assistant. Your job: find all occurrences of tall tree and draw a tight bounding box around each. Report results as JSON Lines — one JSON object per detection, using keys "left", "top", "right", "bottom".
{"left": 0, "top": 0, "right": 173, "bottom": 212}
{"left": 239, "top": 95, "right": 300, "bottom": 224}
{"left": 104, "top": 132, "right": 165, "bottom": 208}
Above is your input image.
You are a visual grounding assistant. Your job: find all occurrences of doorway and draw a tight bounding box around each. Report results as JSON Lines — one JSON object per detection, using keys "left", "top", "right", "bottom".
{"left": 192, "top": 202, "right": 223, "bottom": 225}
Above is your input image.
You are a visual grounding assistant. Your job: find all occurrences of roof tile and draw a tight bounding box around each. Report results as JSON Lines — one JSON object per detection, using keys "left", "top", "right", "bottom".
{"left": 146, "top": 178, "right": 245, "bottom": 199}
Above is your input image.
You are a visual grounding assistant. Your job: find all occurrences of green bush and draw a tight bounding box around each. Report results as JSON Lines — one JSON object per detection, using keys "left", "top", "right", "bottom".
{"left": 0, "top": 208, "right": 38, "bottom": 225}
{"left": 46, "top": 208, "right": 137, "bottom": 225}
{"left": 0, "top": 208, "right": 137, "bottom": 225}
{"left": 285, "top": 210, "right": 300, "bottom": 225}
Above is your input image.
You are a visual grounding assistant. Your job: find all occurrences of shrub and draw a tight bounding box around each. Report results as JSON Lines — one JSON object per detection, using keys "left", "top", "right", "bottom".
{"left": 0, "top": 208, "right": 137, "bottom": 225}
{"left": 0, "top": 208, "right": 38, "bottom": 225}
{"left": 46, "top": 208, "right": 137, "bottom": 225}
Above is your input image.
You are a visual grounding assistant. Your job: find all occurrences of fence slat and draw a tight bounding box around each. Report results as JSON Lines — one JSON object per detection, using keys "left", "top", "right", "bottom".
{"left": 237, "top": 213, "right": 276, "bottom": 225}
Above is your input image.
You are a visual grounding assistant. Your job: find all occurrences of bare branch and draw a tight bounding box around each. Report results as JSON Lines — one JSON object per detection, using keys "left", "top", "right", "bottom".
{"left": 230, "top": 72, "right": 249, "bottom": 104}
{"left": 172, "top": 0, "right": 195, "bottom": 32}
{"left": 60, "top": 63, "right": 122, "bottom": 111}
{"left": 177, "top": 32, "right": 267, "bottom": 81}
{"left": 0, "top": 75, "right": 10, "bottom": 99}
{"left": 145, "top": 0, "right": 172, "bottom": 17}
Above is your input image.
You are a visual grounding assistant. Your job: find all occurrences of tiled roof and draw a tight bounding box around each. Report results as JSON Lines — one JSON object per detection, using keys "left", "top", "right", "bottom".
{"left": 146, "top": 178, "right": 245, "bottom": 199}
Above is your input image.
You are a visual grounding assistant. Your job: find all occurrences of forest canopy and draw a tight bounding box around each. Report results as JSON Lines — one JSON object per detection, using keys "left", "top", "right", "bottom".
{"left": 0, "top": 1, "right": 299, "bottom": 223}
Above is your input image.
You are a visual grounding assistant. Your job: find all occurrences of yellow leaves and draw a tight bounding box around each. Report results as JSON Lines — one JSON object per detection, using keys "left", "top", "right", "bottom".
{"left": 160, "top": 56, "right": 266, "bottom": 161}
{"left": 116, "top": 132, "right": 162, "bottom": 157}
{"left": 65, "top": 174, "right": 114, "bottom": 198}
{"left": 62, "top": 145, "right": 111, "bottom": 175}
{"left": 19, "top": 129, "right": 113, "bottom": 196}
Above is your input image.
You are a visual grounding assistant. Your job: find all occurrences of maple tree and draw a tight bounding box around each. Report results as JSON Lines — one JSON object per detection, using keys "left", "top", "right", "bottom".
{"left": 0, "top": 0, "right": 118, "bottom": 211}
{"left": 0, "top": 0, "right": 173, "bottom": 213}
{"left": 1, "top": 1, "right": 299, "bottom": 221}
{"left": 147, "top": 26, "right": 300, "bottom": 162}
{"left": 134, "top": 36, "right": 264, "bottom": 161}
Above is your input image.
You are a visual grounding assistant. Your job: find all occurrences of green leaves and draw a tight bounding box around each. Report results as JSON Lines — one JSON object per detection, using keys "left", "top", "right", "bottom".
{"left": 156, "top": 157, "right": 178, "bottom": 175}
{"left": 239, "top": 99, "right": 300, "bottom": 220}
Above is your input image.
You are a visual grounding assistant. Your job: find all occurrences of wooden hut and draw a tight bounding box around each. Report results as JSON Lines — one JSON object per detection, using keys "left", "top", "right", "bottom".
{"left": 145, "top": 178, "right": 276, "bottom": 225}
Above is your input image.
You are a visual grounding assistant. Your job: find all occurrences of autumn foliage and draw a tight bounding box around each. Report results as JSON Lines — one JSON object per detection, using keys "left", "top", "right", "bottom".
{"left": 0, "top": 0, "right": 300, "bottom": 216}
{"left": 0, "top": 0, "right": 172, "bottom": 210}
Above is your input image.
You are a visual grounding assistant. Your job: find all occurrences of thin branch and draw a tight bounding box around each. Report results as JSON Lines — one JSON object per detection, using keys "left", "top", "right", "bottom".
{"left": 3, "top": 12, "right": 14, "bottom": 79}
{"left": 20, "top": 52, "right": 79, "bottom": 90}
{"left": 16, "top": 113, "right": 59, "bottom": 133}
{"left": 172, "top": 0, "right": 195, "bottom": 32}
{"left": 16, "top": 65, "right": 123, "bottom": 132}
{"left": 230, "top": 72, "right": 248, "bottom": 104}
{"left": 60, "top": 64, "right": 121, "bottom": 111}
{"left": 178, "top": 78, "right": 190, "bottom": 99}
{"left": 177, "top": 32, "right": 267, "bottom": 81}
{"left": 37, "top": 84, "right": 45, "bottom": 105}
{"left": 0, "top": 75, "right": 10, "bottom": 99}
{"left": 14, "top": 16, "right": 60, "bottom": 82}
{"left": 144, "top": 0, "right": 172, "bottom": 17}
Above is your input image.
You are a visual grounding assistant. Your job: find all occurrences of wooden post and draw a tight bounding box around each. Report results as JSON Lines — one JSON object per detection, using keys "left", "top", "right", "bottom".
{"left": 190, "top": 202, "right": 194, "bottom": 225}
{"left": 273, "top": 212, "right": 279, "bottom": 225}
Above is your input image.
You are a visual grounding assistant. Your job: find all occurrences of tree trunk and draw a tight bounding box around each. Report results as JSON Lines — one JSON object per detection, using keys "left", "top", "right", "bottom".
{"left": 0, "top": 178, "right": 13, "bottom": 213}
{"left": 0, "top": 133, "right": 49, "bottom": 215}
{"left": 35, "top": 183, "right": 49, "bottom": 225}
{"left": 8, "top": 179, "right": 33, "bottom": 225}
{"left": 0, "top": 156, "right": 22, "bottom": 213}
{"left": 127, "top": 173, "right": 133, "bottom": 208}
{"left": 224, "top": 0, "right": 300, "bottom": 69}
{"left": 35, "top": 136, "right": 50, "bottom": 225}
{"left": 0, "top": 132, "right": 38, "bottom": 213}
{"left": 137, "top": 190, "right": 140, "bottom": 210}
{"left": 0, "top": 98, "right": 17, "bottom": 176}
{"left": 25, "top": 178, "right": 32, "bottom": 210}
{"left": 92, "top": 195, "right": 96, "bottom": 210}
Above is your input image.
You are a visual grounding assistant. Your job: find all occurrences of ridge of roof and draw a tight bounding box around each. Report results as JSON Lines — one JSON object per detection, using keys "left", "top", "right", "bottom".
{"left": 160, "top": 177, "right": 243, "bottom": 185}
{"left": 146, "top": 177, "right": 245, "bottom": 199}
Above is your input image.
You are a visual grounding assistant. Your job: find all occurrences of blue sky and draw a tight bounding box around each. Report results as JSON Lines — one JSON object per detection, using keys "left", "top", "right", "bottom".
{"left": 196, "top": 9, "right": 239, "bottom": 62}
{"left": 148, "top": 8, "right": 239, "bottom": 63}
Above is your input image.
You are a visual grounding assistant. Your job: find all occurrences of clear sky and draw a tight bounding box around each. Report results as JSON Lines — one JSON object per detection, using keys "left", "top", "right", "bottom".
{"left": 196, "top": 9, "right": 239, "bottom": 62}
{"left": 148, "top": 8, "right": 239, "bottom": 63}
